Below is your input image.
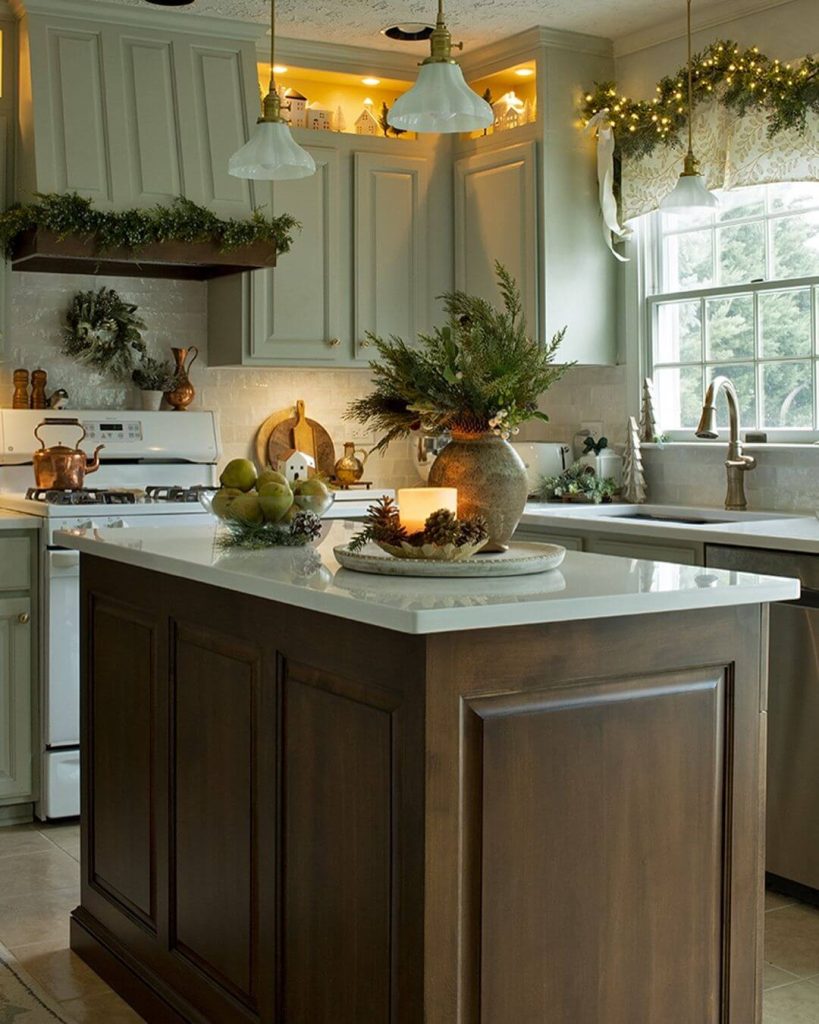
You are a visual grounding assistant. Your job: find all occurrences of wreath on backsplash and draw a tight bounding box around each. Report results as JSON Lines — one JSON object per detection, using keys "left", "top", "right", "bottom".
{"left": 62, "top": 286, "right": 147, "bottom": 382}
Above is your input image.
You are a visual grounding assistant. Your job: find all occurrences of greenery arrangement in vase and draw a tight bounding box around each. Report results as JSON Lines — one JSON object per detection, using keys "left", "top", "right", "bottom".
{"left": 347, "top": 264, "right": 570, "bottom": 551}
{"left": 132, "top": 355, "right": 179, "bottom": 411}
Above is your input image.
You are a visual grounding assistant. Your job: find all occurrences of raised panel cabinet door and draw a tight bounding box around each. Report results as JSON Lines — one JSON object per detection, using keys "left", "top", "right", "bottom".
{"left": 43, "top": 25, "right": 113, "bottom": 202}
{"left": 249, "top": 147, "right": 343, "bottom": 363}
{"left": 0, "top": 536, "right": 31, "bottom": 591}
{"left": 0, "top": 597, "right": 32, "bottom": 801}
{"left": 354, "top": 152, "right": 429, "bottom": 360}
{"left": 454, "top": 141, "right": 538, "bottom": 338}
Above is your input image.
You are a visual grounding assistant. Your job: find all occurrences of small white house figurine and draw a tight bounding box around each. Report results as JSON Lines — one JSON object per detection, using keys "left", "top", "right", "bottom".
{"left": 307, "top": 106, "right": 334, "bottom": 131}
{"left": 278, "top": 449, "right": 316, "bottom": 484}
{"left": 284, "top": 89, "right": 308, "bottom": 128}
{"left": 355, "top": 106, "right": 380, "bottom": 136}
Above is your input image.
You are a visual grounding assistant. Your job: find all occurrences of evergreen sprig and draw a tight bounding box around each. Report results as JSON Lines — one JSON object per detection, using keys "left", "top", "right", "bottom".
{"left": 0, "top": 192, "right": 298, "bottom": 258}
{"left": 347, "top": 263, "right": 570, "bottom": 452}
{"left": 131, "top": 354, "right": 178, "bottom": 392}
{"left": 581, "top": 40, "right": 819, "bottom": 164}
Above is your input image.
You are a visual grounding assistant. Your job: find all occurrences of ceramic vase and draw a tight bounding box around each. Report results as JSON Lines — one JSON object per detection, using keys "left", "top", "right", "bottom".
{"left": 428, "top": 432, "right": 529, "bottom": 552}
{"left": 140, "top": 390, "right": 163, "bottom": 411}
{"left": 166, "top": 346, "right": 198, "bottom": 411}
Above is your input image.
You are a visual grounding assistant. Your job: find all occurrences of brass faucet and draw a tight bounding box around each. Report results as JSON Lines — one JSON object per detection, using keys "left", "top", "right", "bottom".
{"left": 695, "top": 376, "right": 756, "bottom": 510}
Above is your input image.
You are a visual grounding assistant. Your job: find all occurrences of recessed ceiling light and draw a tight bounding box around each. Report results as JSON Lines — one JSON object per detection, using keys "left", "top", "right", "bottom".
{"left": 143, "top": 0, "right": 195, "bottom": 6}
{"left": 363, "top": 97, "right": 374, "bottom": 106}
{"left": 362, "top": 77, "right": 381, "bottom": 86}
{"left": 381, "top": 23, "right": 435, "bottom": 42}
{"left": 515, "top": 68, "right": 535, "bottom": 78}
{"left": 272, "top": 65, "right": 288, "bottom": 74}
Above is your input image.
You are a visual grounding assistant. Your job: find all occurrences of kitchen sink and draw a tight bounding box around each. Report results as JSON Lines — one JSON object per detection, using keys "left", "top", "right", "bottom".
{"left": 588, "top": 506, "right": 794, "bottom": 526}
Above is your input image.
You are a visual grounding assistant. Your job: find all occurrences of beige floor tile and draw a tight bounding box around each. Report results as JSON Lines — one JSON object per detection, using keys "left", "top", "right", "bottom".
{"left": 765, "top": 903, "right": 819, "bottom": 977}
{"left": 0, "top": 886, "right": 78, "bottom": 948}
{"left": 763, "top": 978, "right": 819, "bottom": 1023}
{"left": 10, "top": 939, "right": 110, "bottom": 1002}
{"left": 39, "top": 824, "right": 81, "bottom": 861}
{"left": 0, "top": 846, "right": 79, "bottom": 898}
{"left": 764, "top": 962, "right": 801, "bottom": 990}
{"left": 765, "top": 890, "right": 796, "bottom": 912}
{"left": 0, "top": 825, "right": 56, "bottom": 859}
{"left": 60, "top": 988, "right": 147, "bottom": 1023}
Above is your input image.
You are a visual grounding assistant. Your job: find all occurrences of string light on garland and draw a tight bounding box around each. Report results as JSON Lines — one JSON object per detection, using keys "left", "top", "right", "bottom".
{"left": 580, "top": 39, "right": 819, "bottom": 164}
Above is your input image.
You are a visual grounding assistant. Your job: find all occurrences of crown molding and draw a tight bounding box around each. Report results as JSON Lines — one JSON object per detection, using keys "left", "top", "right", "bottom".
{"left": 460, "top": 25, "right": 611, "bottom": 78}
{"left": 613, "top": 0, "right": 798, "bottom": 58}
{"left": 268, "top": 36, "right": 421, "bottom": 80}
{"left": 9, "top": 0, "right": 265, "bottom": 40}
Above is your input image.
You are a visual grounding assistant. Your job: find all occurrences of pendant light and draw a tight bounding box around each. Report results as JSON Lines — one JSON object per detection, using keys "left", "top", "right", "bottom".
{"left": 387, "top": 0, "right": 493, "bottom": 135}
{"left": 659, "top": 0, "right": 718, "bottom": 213}
{"left": 228, "top": 0, "right": 315, "bottom": 181}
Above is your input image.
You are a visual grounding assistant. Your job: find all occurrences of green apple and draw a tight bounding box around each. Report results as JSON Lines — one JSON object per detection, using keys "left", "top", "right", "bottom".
{"left": 293, "top": 477, "right": 330, "bottom": 497}
{"left": 225, "top": 493, "right": 263, "bottom": 525}
{"left": 219, "top": 458, "right": 257, "bottom": 492}
{"left": 256, "top": 469, "right": 289, "bottom": 491}
{"left": 258, "top": 482, "right": 295, "bottom": 523}
{"left": 211, "top": 487, "right": 242, "bottom": 519}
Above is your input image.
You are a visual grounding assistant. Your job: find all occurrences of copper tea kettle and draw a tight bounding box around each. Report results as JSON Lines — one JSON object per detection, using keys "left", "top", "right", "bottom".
{"left": 32, "top": 419, "right": 104, "bottom": 490}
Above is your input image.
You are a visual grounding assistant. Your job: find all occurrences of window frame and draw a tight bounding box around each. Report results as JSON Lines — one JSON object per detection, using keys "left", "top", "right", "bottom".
{"left": 642, "top": 191, "right": 819, "bottom": 443}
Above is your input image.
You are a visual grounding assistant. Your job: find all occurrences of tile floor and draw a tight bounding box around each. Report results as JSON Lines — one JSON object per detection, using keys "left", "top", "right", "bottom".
{"left": 1, "top": 822, "right": 819, "bottom": 1022}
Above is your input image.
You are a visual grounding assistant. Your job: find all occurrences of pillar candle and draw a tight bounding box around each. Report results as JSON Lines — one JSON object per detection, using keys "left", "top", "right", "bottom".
{"left": 397, "top": 487, "right": 458, "bottom": 535}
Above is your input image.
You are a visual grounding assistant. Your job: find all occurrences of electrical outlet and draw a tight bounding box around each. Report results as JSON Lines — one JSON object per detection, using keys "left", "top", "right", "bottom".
{"left": 580, "top": 421, "right": 603, "bottom": 438}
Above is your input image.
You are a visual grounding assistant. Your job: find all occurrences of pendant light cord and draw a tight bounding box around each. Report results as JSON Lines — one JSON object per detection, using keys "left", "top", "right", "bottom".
{"left": 686, "top": 0, "right": 694, "bottom": 159}
{"left": 269, "top": 0, "right": 276, "bottom": 93}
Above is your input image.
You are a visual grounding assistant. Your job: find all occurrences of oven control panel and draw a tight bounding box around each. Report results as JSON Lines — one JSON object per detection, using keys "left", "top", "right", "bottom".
{"left": 82, "top": 420, "right": 143, "bottom": 443}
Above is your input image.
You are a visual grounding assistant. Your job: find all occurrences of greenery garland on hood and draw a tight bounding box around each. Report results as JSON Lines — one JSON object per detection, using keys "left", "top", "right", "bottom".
{"left": 581, "top": 40, "right": 819, "bottom": 163}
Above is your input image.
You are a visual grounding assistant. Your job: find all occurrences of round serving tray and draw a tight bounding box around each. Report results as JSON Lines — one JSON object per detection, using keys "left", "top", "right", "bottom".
{"left": 333, "top": 542, "right": 566, "bottom": 578}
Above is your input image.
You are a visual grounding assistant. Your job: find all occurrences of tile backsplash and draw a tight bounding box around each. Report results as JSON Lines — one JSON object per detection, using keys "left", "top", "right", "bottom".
{"left": 0, "top": 272, "right": 419, "bottom": 488}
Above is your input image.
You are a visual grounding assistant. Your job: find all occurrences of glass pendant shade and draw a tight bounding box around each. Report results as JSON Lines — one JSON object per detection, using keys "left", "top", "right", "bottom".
{"left": 660, "top": 171, "right": 719, "bottom": 213}
{"left": 388, "top": 62, "right": 493, "bottom": 134}
{"left": 228, "top": 121, "right": 316, "bottom": 181}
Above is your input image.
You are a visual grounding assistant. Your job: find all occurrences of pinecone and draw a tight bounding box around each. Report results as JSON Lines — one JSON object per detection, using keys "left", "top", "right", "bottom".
{"left": 291, "top": 511, "right": 322, "bottom": 540}
{"left": 423, "top": 508, "right": 460, "bottom": 546}
{"left": 367, "top": 495, "right": 407, "bottom": 545}
{"left": 457, "top": 516, "right": 489, "bottom": 547}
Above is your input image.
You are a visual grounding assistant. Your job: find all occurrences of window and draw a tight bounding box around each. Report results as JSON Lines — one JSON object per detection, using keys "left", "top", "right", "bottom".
{"left": 645, "top": 182, "right": 819, "bottom": 438}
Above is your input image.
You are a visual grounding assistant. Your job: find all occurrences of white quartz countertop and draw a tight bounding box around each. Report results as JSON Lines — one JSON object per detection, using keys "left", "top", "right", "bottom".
{"left": 520, "top": 502, "right": 819, "bottom": 554}
{"left": 56, "top": 520, "right": 799, "bottom": 635}
{"left": 0, "top": 509, "right": 40, "bottom": 530}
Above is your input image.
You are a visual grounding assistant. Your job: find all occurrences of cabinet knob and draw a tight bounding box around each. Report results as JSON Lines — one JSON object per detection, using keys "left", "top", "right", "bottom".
{"left": 326, "top": 338, "right": 341, "bottom": 348}
{"left": 359, "top": 338, "right": 371, "bottom": 349}
{"left": 17, "top": 612, "right": 30, "bottom": 625}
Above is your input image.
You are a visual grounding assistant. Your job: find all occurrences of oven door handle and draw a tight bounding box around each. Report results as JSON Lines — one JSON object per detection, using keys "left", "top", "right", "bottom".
{"left": 49, "top": 550, "right": 80, "bottom": 574}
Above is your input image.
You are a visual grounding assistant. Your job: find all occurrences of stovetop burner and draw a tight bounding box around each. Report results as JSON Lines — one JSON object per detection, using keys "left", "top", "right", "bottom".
{"left": 145, "top": 485, "right": 212, "bottom": 503}
{"left": 26, "top": 488, "right": 138, "bottom": 506}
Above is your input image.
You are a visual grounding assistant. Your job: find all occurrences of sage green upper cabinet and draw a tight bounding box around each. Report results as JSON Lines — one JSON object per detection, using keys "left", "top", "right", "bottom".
{"left": 454, "top": 140, "right": 538, "bottom": 341}
{"left": 15, "top": 1, "right": 262, "bottom": 213}
{"left": 353, "top": 152, "right": 430, "bottom": 361}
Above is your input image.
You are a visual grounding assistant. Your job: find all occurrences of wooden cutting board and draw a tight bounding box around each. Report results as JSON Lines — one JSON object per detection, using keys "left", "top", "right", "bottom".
{"left": 254, "top": 403, "right": 336, "bottom": 479}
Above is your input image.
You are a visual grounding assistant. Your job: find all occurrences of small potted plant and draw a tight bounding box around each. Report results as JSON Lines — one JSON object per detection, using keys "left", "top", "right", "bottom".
{"left": 132, "top": 355, "right": 178, "bottom": 411}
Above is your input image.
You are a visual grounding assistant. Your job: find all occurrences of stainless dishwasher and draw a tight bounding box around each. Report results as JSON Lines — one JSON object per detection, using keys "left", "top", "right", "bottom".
{"left": 706, "top": 544, "right": 818, "bottom": 900}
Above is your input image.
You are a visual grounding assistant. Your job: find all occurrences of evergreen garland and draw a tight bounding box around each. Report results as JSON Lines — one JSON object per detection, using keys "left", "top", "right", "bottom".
{"left": 0, "top": 193, "right": 298, "bottom": 259}
{"left": 63, "top": 287, "right": 147, "bottom": 381}
{"left": 581, "top": 39, "right": 819, "bottom": 162}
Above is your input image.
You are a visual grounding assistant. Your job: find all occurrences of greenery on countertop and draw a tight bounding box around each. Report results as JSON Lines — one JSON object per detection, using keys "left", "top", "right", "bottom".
{"left": 348, "top": 496, "right": 489, "bottom": 553}
{"left": 581, "top": 40, "right": 819, "bottom": 163}
{"left": 347, "top": 263, "right": 571, "bottom": 453}
{"left": 0, "top": 192, "right": 298, "bottom": 258}
{"left": 63, "top": 286, "right": 147, "bottom": 381}
{"left": 217, "top": 511, "right": 323, "bottom": 550}
{"left": 536, "top": 464, "right": 618, "bottom": 504}
{"left": 132, "top": 354, "right": 179, "bottom": 393}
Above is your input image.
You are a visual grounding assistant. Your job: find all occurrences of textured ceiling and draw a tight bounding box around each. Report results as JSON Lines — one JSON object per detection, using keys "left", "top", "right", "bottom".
{"left": 95, "top": 0, "right": 743, "bottom": 53}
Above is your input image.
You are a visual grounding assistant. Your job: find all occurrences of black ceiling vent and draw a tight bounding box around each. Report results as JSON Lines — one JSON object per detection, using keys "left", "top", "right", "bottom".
{"left": 381, "top": 22, "right": 435, "bottom": 41}
{"left": 143, "top": 0, "right": 196, "bottom": 6}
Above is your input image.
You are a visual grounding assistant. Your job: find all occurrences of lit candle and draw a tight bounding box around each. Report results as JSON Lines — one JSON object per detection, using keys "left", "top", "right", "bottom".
{"left": 397, "top": 488, "right": 458, "bottom": 535}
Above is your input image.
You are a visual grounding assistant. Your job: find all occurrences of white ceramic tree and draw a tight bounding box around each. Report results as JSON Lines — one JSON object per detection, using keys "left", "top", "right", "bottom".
{"left": 622, "top": 415, "right": 647, "bottom": 504}
{"left": 639, "top": 377, "right": 657, "bottom": 443}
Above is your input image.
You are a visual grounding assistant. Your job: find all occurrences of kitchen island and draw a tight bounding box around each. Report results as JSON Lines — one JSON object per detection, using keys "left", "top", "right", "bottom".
{"left": 59, "top": 521, "right": 798, "bottom": 1024}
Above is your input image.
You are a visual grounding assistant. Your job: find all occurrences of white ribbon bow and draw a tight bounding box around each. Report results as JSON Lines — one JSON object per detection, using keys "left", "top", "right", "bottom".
{"left": 586, "top": 109, "right": 632, "bottom": 262}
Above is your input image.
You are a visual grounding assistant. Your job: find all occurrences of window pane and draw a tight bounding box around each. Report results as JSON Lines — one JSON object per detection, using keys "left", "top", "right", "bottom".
{"left": 772, "top": 211, "right": 819, "bottom": 278}
{"left": 708, "top": 364, "right": 758, "bottom": 429}
{"left": 718, "top": 186, "right": 765, "bottom": 222}
{"left": 654, "top": 365, "right": 704, "bottom": 430}
{"left": 664, "top": 229, "right": 713, "bottom": 290}
{"left": 718, "top": 220, "right": 766, "bottom": 285}
{"left": 706, "top": 295, "right": 754, "bottom": 361}
{"left": 761, "top": 362, "right": 814, "bottom": 428}
{"left": 655, "top": 301, "right": 701, "bottom": 363}
{"left": 768, "top": 182, "right": 819, "bottom": 213}
{"left": 759, "top": 289, "right": 812, "bottom": 358}
{"left": 661, "top": 207, "right": 713, "bottom": 233}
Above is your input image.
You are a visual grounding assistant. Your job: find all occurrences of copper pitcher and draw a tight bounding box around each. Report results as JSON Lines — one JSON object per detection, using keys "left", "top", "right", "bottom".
{"left": 32, "top": 419, "right": 104, "bottom": 490}
{"left": 166, "top": 346, "right": 198, "bottom": 412}
{"left": 334, "top": 442, "right": 368, "bottom": 486}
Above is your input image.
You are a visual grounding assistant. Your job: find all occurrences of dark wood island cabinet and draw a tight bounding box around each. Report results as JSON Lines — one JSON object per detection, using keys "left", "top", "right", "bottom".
{"left": 60, "top": 524, "right": 798, "bottom": 1024}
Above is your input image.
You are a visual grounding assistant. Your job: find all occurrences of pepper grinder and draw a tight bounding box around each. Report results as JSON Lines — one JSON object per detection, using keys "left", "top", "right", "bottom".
{"left": 30, "top": 368, "right": 47, "bottom": 409}
{"left": 12, "top": 369, "right": 29, "bottom": 409}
